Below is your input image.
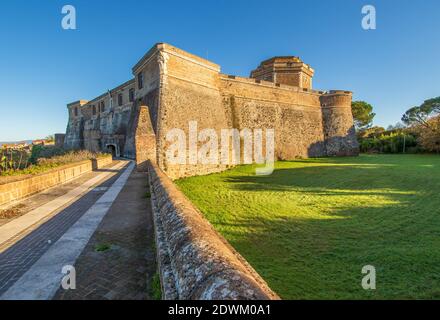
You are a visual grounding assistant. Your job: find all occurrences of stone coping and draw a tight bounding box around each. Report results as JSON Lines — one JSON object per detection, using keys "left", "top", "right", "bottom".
{"left": 0, "top": 156, "right": 112, "bottom": 207}
{"left": 132, "top": 43, "right": 221, "bottom": 74}
{"left": 220, "top": 74, "right": 325, "bottom": 95}
{"left": 0, "top": 156, "right": 111, "bottom": 185}
{"left": 147, "top": 161, "right": 280, "bottom": 300}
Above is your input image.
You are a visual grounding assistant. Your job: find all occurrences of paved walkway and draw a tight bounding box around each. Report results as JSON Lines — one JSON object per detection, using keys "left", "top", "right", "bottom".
{"left": 54, "top": 170, "right": 156, "bottom": 300}
{"left": 0, "top": 160, "right": 156, "bottom": 300}
{"left": 0, "top": 161, "right": 127, "bottom": 250}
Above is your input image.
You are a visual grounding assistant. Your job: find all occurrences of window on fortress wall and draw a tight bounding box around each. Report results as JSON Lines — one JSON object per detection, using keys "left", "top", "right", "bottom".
{"left": 129, "top": 88, "right": 134, "bottom": 102}
{"left": 92, "top": 105, "right": 96, "bottom": 115}
{"left": 138, "top": 72, "right": 144, "bottom": 89}
{"left": 118, "top": 94, "right": 123, "bottom": 106}
{"left": 100, "top": 101, "right": 105, "bottom": 112}
{"left": 74, "top": 107, "right": 78, "bottom": 117}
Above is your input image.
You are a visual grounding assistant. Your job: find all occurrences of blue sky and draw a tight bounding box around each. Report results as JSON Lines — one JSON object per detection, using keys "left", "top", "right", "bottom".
{"left": 0, "top": 0, "right": 439, "bottom": 141}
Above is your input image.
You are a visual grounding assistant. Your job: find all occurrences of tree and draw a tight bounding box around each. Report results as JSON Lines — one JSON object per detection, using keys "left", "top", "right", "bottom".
{"left": 387, "top": 122, "right": 405, "bottom": 131}
{"left": 351, "top": 101, "right": 376, "bottom": 130}
{"left": 358, "top": 126, "right": 385, "bottom": 139}
{"left": 413, "top": 116, "right": 440, "bottom": 153}
{"left": 45, "top": 135, "right": 55, "bottom": 143}
{"left": 402, "top": 97, "right": 440, "bottom": 153}
{"left": 402, "top": 97, "right": 440, "bottom": 132}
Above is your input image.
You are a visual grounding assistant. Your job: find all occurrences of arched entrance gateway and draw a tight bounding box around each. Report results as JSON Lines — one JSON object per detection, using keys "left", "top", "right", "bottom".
{"left": 106, "top": 144, "right": 119, "bottom": 157}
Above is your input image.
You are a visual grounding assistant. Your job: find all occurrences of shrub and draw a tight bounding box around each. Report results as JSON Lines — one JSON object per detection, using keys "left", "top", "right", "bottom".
{"left": 29, "top": 145, "right": 64, "bottom": 164}
{"left": 358, "top": 130, "right": 418, "bottom": 154}
{"left": 36, "top": 150, "right": 107, "bottom": 166}
{"left": 0, "top": 147, "right": 31, "bottom": 174}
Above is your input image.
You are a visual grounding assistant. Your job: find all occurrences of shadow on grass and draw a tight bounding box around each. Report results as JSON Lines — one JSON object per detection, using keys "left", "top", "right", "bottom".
{"left": 183, "top": 156, "right": 440, "bottom": 299}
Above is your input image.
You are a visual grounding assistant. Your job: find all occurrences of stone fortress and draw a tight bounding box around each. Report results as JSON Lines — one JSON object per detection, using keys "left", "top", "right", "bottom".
{"left": 63, "top": 43, "right": 359, "bottom": 179}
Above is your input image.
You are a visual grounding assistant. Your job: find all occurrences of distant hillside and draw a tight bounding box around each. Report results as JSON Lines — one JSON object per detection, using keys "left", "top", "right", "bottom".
{"left": 0, "top": 140, "right": 33, "bottom": 147}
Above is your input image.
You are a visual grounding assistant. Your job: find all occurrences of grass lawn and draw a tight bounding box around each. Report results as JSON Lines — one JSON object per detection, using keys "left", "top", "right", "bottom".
{"left": 175, "top": 155, "right": 440, "bottom": 299}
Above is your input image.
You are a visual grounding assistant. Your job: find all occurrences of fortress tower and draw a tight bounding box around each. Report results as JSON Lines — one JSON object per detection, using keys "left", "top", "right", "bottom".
{"left": 64, "top": 43, "right": 359, "bottom": 179}
{"left": 250, "top": 56, "right": 314, "bottom": 89}
{"left": 320, "top": 90, "right": 358, "bottom": 156}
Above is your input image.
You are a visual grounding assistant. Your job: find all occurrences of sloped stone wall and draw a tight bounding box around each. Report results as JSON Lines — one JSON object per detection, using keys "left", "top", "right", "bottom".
{"left": 147, "top": 161, "right": 279, "bottom": 300}
{"left": 134, "top": 106, "right": 157, "bottom": 171}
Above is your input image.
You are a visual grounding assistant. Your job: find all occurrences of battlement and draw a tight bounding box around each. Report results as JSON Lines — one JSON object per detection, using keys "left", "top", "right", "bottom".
{"left": 320, "top": 90, "right": 353, "bottom": 109}
{"left": 326, "top": 90, "right": 352, "bottom": 95}
{"left": 221, "top": 74, "right": 325, "bottom": 95}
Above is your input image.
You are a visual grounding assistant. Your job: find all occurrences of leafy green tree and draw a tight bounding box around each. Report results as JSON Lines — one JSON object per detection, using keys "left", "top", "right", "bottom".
{"left": 412, "top": 116, "right": 440, "bottom": 153}
{"left": 387, "top": 122, "right": 405, "bottom": 131}
{"left": 402, "top": 97, "right": 440, "bottom": 132}
{"left": 359, "top": 126, "right": 385, "bottom": 139}
{"left": 402, "top": 97, "right": 440, "bottom": 153}
{"left": 351, "top": 101, "right": 376, "bottom": 130}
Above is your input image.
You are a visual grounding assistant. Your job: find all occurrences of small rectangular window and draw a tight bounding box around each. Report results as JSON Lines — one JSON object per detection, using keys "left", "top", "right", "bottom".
{"left": 92, "top": 105, "right": 96, "bottom": 115}
{"left": 100, "top": 101, "right": 105, "bottom": 112}
{"left": 129, "top": 88, "right": 134, "bottom": 102}
{"left": 118, "top": 94, "right": 123, "bottom": 106}
{"left": 138, "top": 72, "right": 144, "bottom": 89}
{"left": 74, "top": 107, "right": 78, "bottom": 117}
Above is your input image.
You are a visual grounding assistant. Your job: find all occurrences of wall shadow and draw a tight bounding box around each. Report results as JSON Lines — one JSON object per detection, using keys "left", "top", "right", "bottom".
{"left": 307, "top": 130, "right": 360, "bottom": 158}
{"left": 195, "top": 157, "right": 440, "bottom": 299}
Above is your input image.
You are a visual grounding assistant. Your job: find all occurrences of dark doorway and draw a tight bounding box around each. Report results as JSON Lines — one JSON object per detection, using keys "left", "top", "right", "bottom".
{"left": 107, "top": 144, "right": 117, "bottom": 157}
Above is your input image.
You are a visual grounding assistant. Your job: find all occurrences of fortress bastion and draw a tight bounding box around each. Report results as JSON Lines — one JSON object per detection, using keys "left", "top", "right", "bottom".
{"left": 64, "top": 43, "right": 359, "bottom": 179}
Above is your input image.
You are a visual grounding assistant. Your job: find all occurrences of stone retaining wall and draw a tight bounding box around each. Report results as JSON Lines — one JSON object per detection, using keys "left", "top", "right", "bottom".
{"left": 0, "top": 156, "right": 113, "bottom": 207}
{"left": 147, "top": 161, "right": 280, "bottom": 300}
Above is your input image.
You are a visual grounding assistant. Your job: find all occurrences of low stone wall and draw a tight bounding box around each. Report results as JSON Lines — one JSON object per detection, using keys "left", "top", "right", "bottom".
{"left": 147, "top": 161, "right": 280, "bottom": 300}
{"left": 0, "top": 156, "right": 113, "bottom": 207}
